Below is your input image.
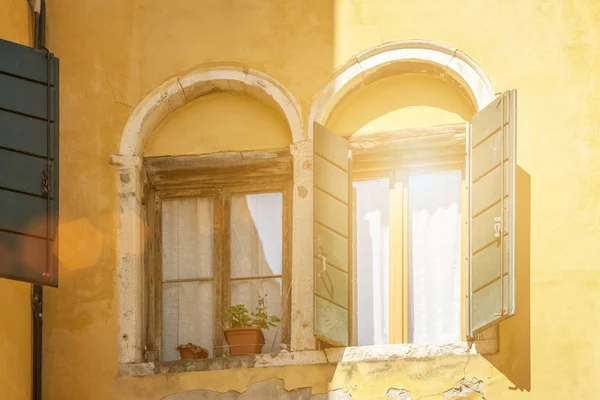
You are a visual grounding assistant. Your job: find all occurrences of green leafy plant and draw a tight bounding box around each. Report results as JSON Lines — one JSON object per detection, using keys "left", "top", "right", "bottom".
{"left": 226, "top": 295, "right": 281, "bottom": 330}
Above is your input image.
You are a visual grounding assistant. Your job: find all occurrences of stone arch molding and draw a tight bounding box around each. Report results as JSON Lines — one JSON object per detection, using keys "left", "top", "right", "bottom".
{"left": 112, "top": 63, "right": 303, "bottom": 365}
{"left": 119, "top": 62, "right": 304, "bottom": 158}
{"left": 308, "top": 39, "right": 496, "bottom": 139}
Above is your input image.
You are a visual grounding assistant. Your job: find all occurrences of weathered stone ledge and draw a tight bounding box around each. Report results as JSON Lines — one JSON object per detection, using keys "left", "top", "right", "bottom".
{"left": 118, "top": 342, "right": 478, "bottom": 377}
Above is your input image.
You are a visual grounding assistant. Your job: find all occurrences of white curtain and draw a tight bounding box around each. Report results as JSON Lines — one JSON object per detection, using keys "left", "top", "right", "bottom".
{"left": 408, "top": 171, "right": 462, "bottom": 344}
{"left": 161, "top": 198, "right": 215, "bottom": 360}
{"left": 354, "top": 179, "right": 390, "bottom": 346}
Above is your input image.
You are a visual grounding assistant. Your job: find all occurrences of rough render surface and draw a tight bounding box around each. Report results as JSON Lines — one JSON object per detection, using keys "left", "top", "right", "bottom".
{"left": 116, "top": 165, "right": 144, "bottom": 363}
{"left": 161, "top": 378, "right": 351, "bottom": 400}
{"left": 290, "top": 140, "right": 315, "bottom": 351}
{"left": 119, "top": 344, "right": 477, "bottom": 377}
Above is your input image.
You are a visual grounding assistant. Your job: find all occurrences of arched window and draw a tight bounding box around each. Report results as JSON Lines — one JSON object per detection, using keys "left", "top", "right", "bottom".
{"left": 113, "top": 64, "right": 304, "bottom": 364}
{"left": 309, "top": 40, "right": 517, "bottom": 351}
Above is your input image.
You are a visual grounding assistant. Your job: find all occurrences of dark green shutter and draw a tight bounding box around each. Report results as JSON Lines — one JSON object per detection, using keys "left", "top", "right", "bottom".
{"left": 0, "top": 38, "right": 59, "bottom": 287}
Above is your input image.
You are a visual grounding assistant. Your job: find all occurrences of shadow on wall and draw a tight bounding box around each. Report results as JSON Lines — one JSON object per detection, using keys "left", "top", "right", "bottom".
{"left": 485, "top": 166, "right": 531, "bottom": 392}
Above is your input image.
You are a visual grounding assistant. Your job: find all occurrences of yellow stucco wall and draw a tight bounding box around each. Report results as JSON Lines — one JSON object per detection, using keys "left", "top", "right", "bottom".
{"left": 327, "top": 73, "right": 473, "bottom": 136}
{"left": 34, "top": 0, "right": 600, "bottom": 398}
{"left": 144, "top": 93, "right": 292, "bottom": 157}
{"left": 0, "top": 2, "right": 33, "bottom": 399}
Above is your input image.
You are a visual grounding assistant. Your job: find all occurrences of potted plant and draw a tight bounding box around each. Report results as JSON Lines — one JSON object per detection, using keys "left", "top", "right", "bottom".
{"left": 176, "top": 343, "right": 209, "bottom": 360}
{"left": 224, "top": 296, "right": 280, "bottom": 356}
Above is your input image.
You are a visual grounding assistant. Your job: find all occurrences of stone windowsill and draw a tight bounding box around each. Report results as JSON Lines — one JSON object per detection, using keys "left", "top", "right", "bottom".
{"left": 118, "top": 342, "right": 480, "bottom": 377}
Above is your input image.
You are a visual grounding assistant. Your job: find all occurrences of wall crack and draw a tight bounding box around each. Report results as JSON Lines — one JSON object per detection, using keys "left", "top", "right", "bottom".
{"left": 443, "top": 378, "right": 484, "bottom": 399}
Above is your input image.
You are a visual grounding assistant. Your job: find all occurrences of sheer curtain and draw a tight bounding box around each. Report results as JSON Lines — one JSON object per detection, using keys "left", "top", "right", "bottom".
{"left": 354, "top": 179, "right": 390, "bottom": 346}
{"left": 408, "top": 170, "right": 462, "bottom": 344}
{"left": 161, "top": 197, "right": 214, "bottom": 360}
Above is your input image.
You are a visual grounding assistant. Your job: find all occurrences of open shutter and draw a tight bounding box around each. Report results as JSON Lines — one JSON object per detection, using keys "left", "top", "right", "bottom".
{"left": 466, "top": 90, "right": 516, "bottom": 337}
{"left": 0, "top": 39, "right": 59, "bottom": 287}
{"left": 313, "top": 122, "right": 351, "bottom": 347}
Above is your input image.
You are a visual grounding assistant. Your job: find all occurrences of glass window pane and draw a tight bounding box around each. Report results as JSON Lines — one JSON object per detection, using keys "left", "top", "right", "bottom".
{"left": 408, "top": 170, "right": 462, "bottom": 344}
{"left": 353, "top": 178, "right": 390, "bottom": 346}
{"left": 162, "top": 281, "right": 214, "bottom": 361}
{"left": 230, "top": 193, "right": 283, "bottom": 278}
{"left": 162, "top": 197, "right": 214, "bottom": 281}
{"left": 230, "top": 278, "right": 282, "bottom": 353}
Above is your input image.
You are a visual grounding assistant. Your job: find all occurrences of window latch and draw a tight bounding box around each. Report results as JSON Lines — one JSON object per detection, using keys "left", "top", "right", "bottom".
{"left": 41, "top": 167, "right": 50, "bottom": 196}
{"left": 316, "top": 236, "right": 334, "bottom": 299}
{"left": 317, "top": 236, "right": 326, "bottom": 272}
{"left": 494, "top": 216, "right": 502, "bottom": 238}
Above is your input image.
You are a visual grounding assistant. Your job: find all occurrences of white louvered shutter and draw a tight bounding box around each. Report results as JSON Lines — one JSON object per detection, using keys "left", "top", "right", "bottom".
{"left": 467, "top": 90, "right": 517, "bottom": 337}
{"left": 313, "top": 122, "right": 352, "bottom": 346}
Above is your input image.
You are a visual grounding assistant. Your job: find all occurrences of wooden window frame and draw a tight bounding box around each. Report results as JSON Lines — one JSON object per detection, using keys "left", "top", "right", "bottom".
{"left": 142, "top": 149, "right": 293, "bottom": 361}
{"left": 350, "top": 123, "right": 468, "bottom": 344}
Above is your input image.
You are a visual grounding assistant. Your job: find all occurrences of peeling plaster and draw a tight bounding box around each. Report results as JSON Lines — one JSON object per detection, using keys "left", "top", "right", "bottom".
{"left": 443, "top": 378, "right": 484, "bottom": 399}
{"left": 297, "top": 186, "right": 308, "bottom": 198}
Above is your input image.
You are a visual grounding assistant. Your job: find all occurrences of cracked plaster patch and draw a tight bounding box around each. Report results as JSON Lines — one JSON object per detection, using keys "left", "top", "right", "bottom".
{"left": 443, "top": 378, "right": 484, "bottom": 399}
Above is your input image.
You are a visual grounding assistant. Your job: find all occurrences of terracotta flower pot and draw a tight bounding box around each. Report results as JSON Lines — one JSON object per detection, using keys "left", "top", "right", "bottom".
{"left": 178, "top": 348, "right": 196, "bottom": 360}
{"left": 176, "top": 343, "right": 209, "bottom": 360}
{"left": 224, "top": 326, "right": 265, "bottom": 355}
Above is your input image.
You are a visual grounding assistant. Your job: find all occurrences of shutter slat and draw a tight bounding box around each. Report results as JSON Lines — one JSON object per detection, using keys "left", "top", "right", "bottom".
{"left": 471, "top": 130, "right": 507, "bottom": 181}
{"left": 471, "top": 242, "right": 510, "bottom": 292}
{"left": 471, "top": 278, "right": 502, "bottom": 330}
{"left": 471, "top": 164, "right": 510, "bottom": 217}
{"left": 0, "top": 39, "right": 56, "bottom": 85}
{"left": 314, "top": 189, "right": 348, "bottom": 237}
{"left": 0, "top": 190, "right": 51, "bottom": 237}
{"left": 0, "top": 149, "right": 50, "bottom": 197}
{"left": 471, "top": 203, "right": 501, "bottom": 252}
{"left": 314, "top": 224, "right": 348, "bottom": 272}
{"left": 0, "top": 74, "right": 56, "bottom": 120}
{"left": 0, "top": 231, "right": 49, "bottom": 282}
{"left": 0, "top": 110, "right": 55, "bottom": 158}
{"left": 314, "top": 124, "right": 349, "bottom": 171}
{"left": 314, "top": 259, "right": 349, "bottom": 308}
{"left": 471, "top": 96, "right": 510, "bottom": 146}
{"left": 315, "top": 296, "right": 349, "bottom": 346}
{"left": 314, "top": 154, "right": 349, "bottom": 203}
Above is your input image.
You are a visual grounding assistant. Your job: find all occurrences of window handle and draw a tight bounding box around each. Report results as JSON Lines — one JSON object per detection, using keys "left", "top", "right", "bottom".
{"left": 316, "top": 236, "right": 334, "bottom": 298}
{"left": 494, "top": 217, "right": 502, "bottom": 238}
{"left": 317, "top": 236, "right": 326, "bottom": 271}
